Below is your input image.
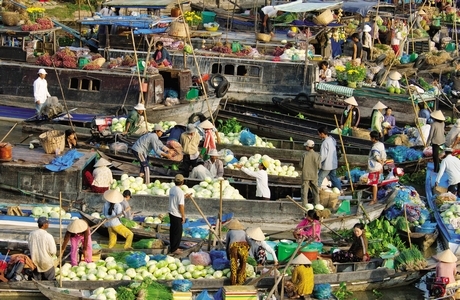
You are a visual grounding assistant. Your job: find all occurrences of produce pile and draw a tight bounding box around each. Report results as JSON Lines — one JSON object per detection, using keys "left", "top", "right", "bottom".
{"left": 30, "top": 205, "right": 74, "bottom": 219}
{"left": 382, "top": 185, "right": 428, "bottom": 227}
{"left": 88, "top": 287, "right": 118, "bottom": 299}
{"left": 111, "top": 174, "right": 245, "bottom": 199}
{"left": 36, "top": 48, "right": 78, "bottom": 68}
{"left": 394, "top": 248, "right": 427, "bottom": 271}
{"left": 364, "top": 218, "right": 406, "bottom": 257}
{"left": 439, "top": 200, "right": 460, "bottom": 233}
{"left": 371, "top": 44, "right": 399, "bottom": 66}
{"left": 216, "top": 131, "right": 275, "bottom": 148}
{"left": 110, "top": 119, "right": 177, "bottom": 133}
{"left": 226, "top": 154, "right": 299, "bottom": 178}
{"left": 21, "top": 17, "right": 53, "bottom": 31}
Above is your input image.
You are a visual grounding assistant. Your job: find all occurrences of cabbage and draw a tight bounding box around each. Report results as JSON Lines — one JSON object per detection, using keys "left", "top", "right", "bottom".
{"left": 42, "top": 206, "right": 52, "bottom": 214}
{"left": 106, "top": 261, "right": 117, "bottom": 270}
{"left": 176, "top": 274, "right": 184, "bottom": 280}
{"left": 144, "top": 216, "right": 155, "bottom": 223}
{"left": 196, "top": 265, "right": 204, "bottom": 271}
{"left": 183, "top": 272, "right": 192, "bottom": 279}
{"left": 96, "top": 295, "right": 107, "bottom": 300}
{"left": 192, "top": 270, "right": 202, "bottom": 279}
{"left": 222, "top": 268, "right": 230, "bottom": 275}
{"left": 125, "top": 268, "right": 136, "bottom": 278}
{"left": 103, "top": 274, "right": 114, "bottom": 280}
{"left": 76, "top": 266, "right": 86, "bottom": 273}
{"left": 87, "top": 274, "right": 97, "bottom": 281}
{"left": 77, "top": 270, "right": 86, "bottom": 277}
{"left": 107, "top": 269, "right": 117, "bottom": 275}
{"left": 91, "top": 212, "right": 101, "bottom": 219}
{"left": 87, "top": 262, "right": 96, "bottom": 269}
{"left": 122, "top": 275, "right": 131, "bottom": 280}
{"left": 186, "top": 265, "right": 196, "bottom": 272}
{"left": 93, "top": 287, "right": 105, "bottom": 295}
{"left": 68, "top": 272, "right": 77, "bottom": 279}
{"left": 97, "top": 266, "right": 107, "bottom": 273}
{"left": 115, "top": 273, "right": 123, "bottom": 280}
{"left": 168, "top": 263, "right": 177, "bottom": 271}
{"left": 81, "top": 275, "right": 88, "bottom": 281}
{"left": 96, "top": 271, "right": 107, "bottom": 279}
{"left": 182, "top": 259, "right": 191, "bottom": 266}
{"left": 165, "top": 256, "right": 175, "bottom": 264}
{"left": 177, "top": 266, "right": 186, "bottom": 274}
{"left": 207, "top": 267, "right": 215, "bottom": 275}
{"left": 213, "top": 270, "right": 223, "bottom": 278}
{"left": 31, "top": 207, "right": 43, "bottom": 216}
{"left": 154, "top": 269, "right": 162, "bottom": 277}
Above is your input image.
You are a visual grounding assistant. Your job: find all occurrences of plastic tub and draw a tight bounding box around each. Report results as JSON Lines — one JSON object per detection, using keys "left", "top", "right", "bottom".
{"left": 201, "top": 11, "right": 216, "bottom": 24}
{"left": 301, "top": 249, "right": 318, "bottom": 261}
{"left": 278, "top": 242, "right": 298, "bottom": 263}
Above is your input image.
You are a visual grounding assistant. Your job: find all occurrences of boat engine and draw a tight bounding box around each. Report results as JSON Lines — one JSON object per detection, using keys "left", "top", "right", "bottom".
{"left": 428, "top": 276, "right": 449, "bottom": 297}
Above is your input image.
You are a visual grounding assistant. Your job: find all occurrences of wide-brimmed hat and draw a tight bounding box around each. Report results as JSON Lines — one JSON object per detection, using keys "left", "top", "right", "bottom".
{"left": 389, "top": 71, "right": 402, "bottom": 81}
{"left": 153, "top": 124, "right": 164, "bottom": 132}
{"left": 208, "top": 149, "right": 220, "bottom": 156}
{"left": 363, "top": 24, "right": 371, "bottom": 32}
{"left": 225, "top": 219, "right": 245, "bottom": 230}
{"left": 246, "top": 227, "right": 265, "bottom": 241}
{"left": 94, "top": 157, "right": 111, "bottom": 167}
{"left": 67, "top": 219, "right": 88, "bottom": 233}
{"left": 199, "top": 120, "right": 214, "bottom": 129}
{"left": 373, "top": 101, "right": 387, "bottom": 110}
{"left": 303, "top": 140, "right": 315, "bottom": 148}
{"left": 344, "top": 96, "right": 358, "bottom": 107}
{"left": 175, "top": 174, "right": 184, "bottom": 182}
{"left": 291, "top": 254, "right": 312, "bottom": 265}
{"left": 431, "top": 110, "right": 445, "bottom": 121}
{"left": 38, "top": 68, "right": 47, "bottom": 75}
{"left": 418, "top": 9, "right": 426, "bottom": 15}
{"left": 186, "top": 124, "right": 196, "bottom": 133}
{"left": 445, "top": 147, "right": 454, "bottom": 153}
{"left": 134, "top": 103, "right": 145, "bottom": 111}
{"left": 455, "top": 119, "right": 460, "bottom": 128}
{"left": 435, "top": 249, "right": 457, "bottom": 263}
{"left": 103, "top": 190, "right": 124, "bottom": 203}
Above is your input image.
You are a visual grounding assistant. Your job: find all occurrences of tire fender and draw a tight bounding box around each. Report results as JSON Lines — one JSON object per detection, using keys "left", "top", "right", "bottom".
{"left": 414, "top": 54, "right": 426, "bottom": 69}
{"left": 216, "top": 78, "right": 230, "bottom": 98}
{"left": 115, "top": 106, "right": 128, "bottom": 117}
{"left": 188, "top": 112, "right": 206, "bottom": 124}
{"left": 209, "top": 74, "right": 226, "bottom": 89}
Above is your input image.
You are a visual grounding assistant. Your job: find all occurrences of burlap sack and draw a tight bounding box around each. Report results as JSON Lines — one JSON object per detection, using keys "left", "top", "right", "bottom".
{"left": 319, "top": 190, "right": 340, "bottom": 211}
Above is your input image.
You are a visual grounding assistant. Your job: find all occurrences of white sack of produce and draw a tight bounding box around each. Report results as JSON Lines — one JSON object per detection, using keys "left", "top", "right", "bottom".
{"left": 227, "top": 154, "right": 299, "bottom": 177}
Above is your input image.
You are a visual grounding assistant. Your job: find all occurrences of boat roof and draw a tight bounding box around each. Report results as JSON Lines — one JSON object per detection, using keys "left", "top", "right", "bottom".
{"left": 274, "top": 0, "right": 343, "bottom": 13}
{"left": 103, "top": 0, "right": 173, "bottom": 8}
{"left": 0, "top": 26, "right": 61, "bottom": 36}
{"left": 78, "top": 15, "right": 175, "bottom": 30}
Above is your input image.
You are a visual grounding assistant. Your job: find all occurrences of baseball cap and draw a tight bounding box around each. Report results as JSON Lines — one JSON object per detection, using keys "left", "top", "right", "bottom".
{"left": 303, "top": 140, "right": 315, "bottom": 147}
{"left": 37, "top": 217, "right": 49, "bottom": 227}
{"left": 175, "top": 174, "right": 185, "bottom": 182}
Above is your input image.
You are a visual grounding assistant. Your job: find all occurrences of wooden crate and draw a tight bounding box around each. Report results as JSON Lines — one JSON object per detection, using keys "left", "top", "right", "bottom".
{"left": 407, "top": 38, "right": 430, "bottom": 54}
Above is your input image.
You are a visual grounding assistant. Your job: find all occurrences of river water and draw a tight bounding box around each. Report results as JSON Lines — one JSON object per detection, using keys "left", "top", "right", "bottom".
{"left": 0, "top": 119, "right": 435, "bottom": 299}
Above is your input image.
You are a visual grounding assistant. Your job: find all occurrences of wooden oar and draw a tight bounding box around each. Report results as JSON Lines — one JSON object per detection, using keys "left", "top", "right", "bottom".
{"left": 0, "top": 123, "right": 18, "bottom": 143}
{"left": 334, "top": 115, "right": 354, "bottom": 193}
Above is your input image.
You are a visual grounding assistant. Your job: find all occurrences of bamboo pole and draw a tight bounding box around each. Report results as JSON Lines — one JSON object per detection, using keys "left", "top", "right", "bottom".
{"left": 405, "top": 74, "right": 427, "bottom": 148}
{"left": 59, "top": 192, "right": 63, "bottom": 288}
{"left": 0, "top": 122, "right": 17, "bottom": 143}
{"left": 404, "top": 204, "right": 412, "bottom": 247}
{"left": 218, "top": 178, "right": 224, "bottom": 240}
{"left": 188, "top": 196, "right": 225, "bottom": 248}
{"left": 130, "top": 29, "right": 145, "bottom": 106}
{"left": 334, "top": 115, "right": 354, "bottom": 193}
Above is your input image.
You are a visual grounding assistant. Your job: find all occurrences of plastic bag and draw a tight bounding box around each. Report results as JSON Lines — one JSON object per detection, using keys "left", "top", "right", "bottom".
{"left": 172, "top": 279, "right": 193, "bottom": 292}
{"left": 189, "top": 251, "right": 211, "bottom": 266}
{"left": 110, "top": 142, "right": 128, "bottom": 153}
{"left": 214, "top": 287, "right": 223, "bottom": 300}
{"left": 210, "top": 250, "right": 226, "bottom": 261}
{"left": 313, "top": 283, "right": 332, "bottom": 299}
{"left": 212, "top": 258, "right": 230, "bottom": 270}
{"left": 239, "top": 128, "right": 256, "bottom": 146}
{"left": 196, "top": 289, "right": 213, "bottom": 300}
{"left": 126, "top": 252, "right": 147, "bottom": 268}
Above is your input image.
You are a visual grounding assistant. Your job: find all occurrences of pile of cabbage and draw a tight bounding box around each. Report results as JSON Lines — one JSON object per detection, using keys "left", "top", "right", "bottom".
{"left": 56, "top": 255, "right": 254, "bottom": 282}
{"left": 89, "top": 287, "right": 117, "bottom": 300}
{"left": 30, "top": 206, "right": 74, "bottom": 220}
{"left": 216, "top": 132, "right": 275, "bottom": 148}
{"left": 227, "top": 154, "right": 299, "bottom": 178}
{"left": 111, "top": 174, "right": 245, "bottom": 199}
{"left": 110, "top": 119, "right": 177, "bottom": 133}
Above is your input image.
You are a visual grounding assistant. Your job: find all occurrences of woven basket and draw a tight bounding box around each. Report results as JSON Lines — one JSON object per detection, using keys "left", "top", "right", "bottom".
{"left": 39, "top": 130, "right": 65, "bottom": 154}
{"left": 352, "top": 128, "right": 371, "bottom": 140}
{"left": 1, "top": 11, "right": 20, "bottom": 26}
{"left": 256, "top": 33, "right": 271, "bottom": 42}
{"left": 313, "top": 9, "right": 334, "bottom": 26}
{"left": 169, "top": 20, "right": 188, "bottom": 37}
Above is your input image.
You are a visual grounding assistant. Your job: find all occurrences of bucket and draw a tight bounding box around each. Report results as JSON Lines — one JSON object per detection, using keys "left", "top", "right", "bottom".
{"left": 138, "top": 60, "right": 145, "bottom": 71}
{"left": 201, "top": 11, "right": 216, "bottom": 24}
{"left": 277, "top": 242, "right": 298, "bottom": 263}
{"left": 337, "top": 200, "right": 351, "bottom": 215}
{"left": 433, "top": 17, "right": 441, "bottom": 27}
{"left": 39, "top": 130, "right": 65, "bottom": 154}
{"left": 0, "top": 142, "right": 13, "bottom": 161}
{"left": 171, "top": 7, "right": 181, "bottom": 17}
{"left": 78, "top": 57, "right": 91, "bottom": 69}
{"left": 186, "top": 88, "right": 199, "bottom": 100}
{"left": 301, "top": 249, "right": 318, "bottom": 261}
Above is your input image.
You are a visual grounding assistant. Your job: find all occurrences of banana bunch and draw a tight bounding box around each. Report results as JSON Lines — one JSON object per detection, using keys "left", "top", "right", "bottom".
{"left": 337, "top": 8, "right": 343, "bottom": 23}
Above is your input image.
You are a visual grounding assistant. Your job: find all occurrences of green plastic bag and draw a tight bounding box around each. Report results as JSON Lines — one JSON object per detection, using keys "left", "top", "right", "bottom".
{"left": 231, "top": 41, "right": 241, "bottom": 53}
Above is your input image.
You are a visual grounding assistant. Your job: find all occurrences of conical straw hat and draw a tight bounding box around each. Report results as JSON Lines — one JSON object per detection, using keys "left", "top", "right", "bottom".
{"left": 199, "top": 119, "right": 214, "bottom": 129}
{"left": 103, "top": 190, "right": 124, "bottom": 203}
{"left": 67, "top": 219, "right": 88, "bottom": 233}
{"left": 436, "top": 249, "right": 458, "bottom": 263}
{"left": 291, "top": 254, "right": 312, "bottom": 265}
{"left": 373, "top": 101, "right": 387, "bottom": 110}
{"left": 389, "top": 71, "right": 402, "bottom": 81}
{"left": 246, "top": 227, "right": 265, "bottom": 241}
{"left": 344, "top": 96, "right": 358, "bottom": 106}
{"left": 94, "top": 157, "right": 111, "bottom": 167}
{"left": 431, "top": 110, "right": 445, "bottom": 121}
{"left": 225, "top": 219, "right": 245, "bottom": 230}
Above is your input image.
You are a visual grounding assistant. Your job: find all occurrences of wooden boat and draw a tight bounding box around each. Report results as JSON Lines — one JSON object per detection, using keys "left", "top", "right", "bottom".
{"left": 398, "top": 229, "right": 439, "bottom": 252}
{"left": 272, "top": 83, "right": 439, "bottom": 127}
{"left": 425, "top": 162, "right": 460, "bottom": 255}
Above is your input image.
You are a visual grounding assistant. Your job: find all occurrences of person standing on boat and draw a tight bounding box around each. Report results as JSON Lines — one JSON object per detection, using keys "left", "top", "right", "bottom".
{"left": 408, "top": 9, "right": 426, "bottom": 30}
{"left": 99, "top": 5, "right": 114, "bottom": 16}
{"left": 418, "top": 102, "right": 433, "bottom": 124}
{"left": 199, "top": 119, "right": 217, "bottom": 158}
{"left": 293, "top": 209, "right": 321, "bottom": 242}
{"left": 180, "top": 124, "right": 201, "bottom": 172}
{"left": 368, "top": 131, "right": 387, "bottom": 205}
{"left": 435, "top": 249, "right": 458, "bottom": 285}
{"left": 317, "top": 127, "right": 342, "bottom": 193}
{"left": 33, "top": 68, "right": 51, "bottom": 117}
{"left": 259, "top": 5, "right": 283, "bottom": 37}
{"left": 427, "top": 110, "right": 446, "bottom": 173}
{"left": 371, "top": 101, "right": 387, "bottom": 140}
{"left": 246, "top": 227, "right": 278, "bottom": 266}
{"left": 121, "top": 190, "right": 133, "bottom": 220}
{"left": 168, "top": 174, "right": 191, "bottom": 255}
{"left": 224, "top": 219, "right": 250, "bottom": 285}
{"left": 351, "top": 33, "right": 363, "bottom": 65}
{"left": 28, "top": 217, "right": 56, "bottom": 280}
{"left": 132, "top": 124, "right": 172, "bottom": 184}
{"left": 60, "top": 219, "right": 92, "bottom": 266}
{"left": 447, "top": 119, "right": 460, "bottom": 150}
{"left": 123, "top": 103, "right": 148, "bottom": 136}
{"left": 435, "top": 148, "right": 460, "bottom": 197}
{"left": 102, "top": 190, "right": 134, "bottom": 250}
{"left": 299, "top": 140, "right": 321, "bottom": 206}
{"left": 204, "top": 149, "right": 224, "bottom": 178}
{"left": 362, "top": 24, "right": 372, "bottom": 61}
{"left": 236, "top": 160, "right": 271, "bottom": 200}
{"left": 153, "top": 41, "right": 171, "bottom": 67}
{"left": 89, "top": 157, "right": 113, "bottom": 193}
{"left": 284, "top": 255, "right": 314, "bottom": 299}
{"left": 332, "top": 223, "right": 369, "bottom": 262}
{"left": 340, "top": 96, "right": 360, "bottom": 135}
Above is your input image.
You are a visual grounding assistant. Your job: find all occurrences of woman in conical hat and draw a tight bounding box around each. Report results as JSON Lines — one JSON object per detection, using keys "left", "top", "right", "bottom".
{"left": 340, "top": 96, "right": 360, "bottom": 132}
{"left": 436, "top": 249, "right": 457, "bottom": 284}
{"left": 225, "top": 218, "right": 250, "bottom": 285}
{"left": 91, "top": 157, "right": 114, "bottom": 194}
{"left": 246, "top": 227, "right": 278, "bottom": 266}
{"left": 427, "top": 110, "right": 445, "bottom": 173}
{"left": 61, "top": 219, "right": 92, "bottom": 266}
{"left": 371, "top": 101, "right": 387, "bottom": 140}
{"left": 284, "top": 255, "right": 314, "bottom": 298}
{"left": 102, "top": 190, "right": 134, "bottom": 250}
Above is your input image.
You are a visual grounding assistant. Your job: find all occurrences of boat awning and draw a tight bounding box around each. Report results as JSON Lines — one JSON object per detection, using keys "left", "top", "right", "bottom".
{"left": 341, "top": 0, "right": 379, "bottom": 17}
{"left": 274, "top": 0, "right": 343, "bottom": 13}
{"left": 103, "top": 0, "right": 173, "bottom": 8}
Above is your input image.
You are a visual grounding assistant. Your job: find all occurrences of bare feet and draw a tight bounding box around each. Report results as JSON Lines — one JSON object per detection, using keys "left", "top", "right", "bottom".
{"left": 170, "top": 249, "right": 183, "bottom": 255}
{"left": 369, "top": 200, "right": 378, "bottom": 205}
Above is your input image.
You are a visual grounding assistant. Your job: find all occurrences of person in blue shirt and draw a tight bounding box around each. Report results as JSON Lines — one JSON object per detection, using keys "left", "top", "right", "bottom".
{"left": 418, "top": 102, "right": 433, "bottom": 124}
{"left": 153, "top": 41, "right": 171, "bottom": 67}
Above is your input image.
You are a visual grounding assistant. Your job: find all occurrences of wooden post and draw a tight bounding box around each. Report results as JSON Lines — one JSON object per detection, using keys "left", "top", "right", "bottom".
{"left": 404, "top": 204, "right": 412, "bottom": 248}
{"left": 218, "top": 178, "right": 224, "bottom": 240}
{"left": 188, "top": 196, "right": 225, "bottom": 248}
{"left": 334, "top": 115, "right": 354, "bottom": 192}
{"left": 59, "top": 192, "right": 63, "bottom": 288}
{"left": 405, "top": 74, "right": 427, "bottom": 148}
{"left": 0, "top": 123, "right": 17, "bottom": 143}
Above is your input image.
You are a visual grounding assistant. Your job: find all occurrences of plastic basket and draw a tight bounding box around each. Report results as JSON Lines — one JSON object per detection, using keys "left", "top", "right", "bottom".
{"left": 39, "top": 130, "right": 65, "bottom": 154}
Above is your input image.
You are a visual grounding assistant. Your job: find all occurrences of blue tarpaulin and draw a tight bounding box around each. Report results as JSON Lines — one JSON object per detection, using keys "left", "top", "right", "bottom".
{"left": 306, "top": 0, "right": 379, "bottom": 17}
{"left": 45, "top": 150, "right": 84, "bottom": 172}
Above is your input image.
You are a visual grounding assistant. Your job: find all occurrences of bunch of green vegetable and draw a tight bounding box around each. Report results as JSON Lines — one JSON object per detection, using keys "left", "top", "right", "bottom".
{"left": 333, "top": 282, "right": 354, "bottom": 300}
{"left": 364, "top": 218, "right": 407, "bottom": 256}
{"left": 128, "top": 278, "right": 173, "bottom": 300}
{"left": 132, "top": 239, "right": 162, "bottom": 249}
{"left": 121, "top": 217, "right": 139, "bottom": 229}
{"left": 399, "top": 169, "right": 426, "bottom": 185}
{"left": 116, "top": 286, "right": 136, "bottom": 300}
{"left": 312, "top": 259, "right": 330, "bottom": 274}
{"left": 217, "top": 117, "right": 242, "bottom": 134}
{"left": 394, "top": 248, "right": 427, "bottom": 271}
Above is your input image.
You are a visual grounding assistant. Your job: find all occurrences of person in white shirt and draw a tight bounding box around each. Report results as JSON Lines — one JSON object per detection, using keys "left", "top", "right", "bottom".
{"left": 203, "top": 149, "right": 224, "bottom": 178}
{"left": 189, "top": 159, "right": 213, "bottom": 180}
{"left": 91, "top": 157, "right": 113, "bottom": 193}
{"left": 436, "top": 148, "right": 460, "bottom": 197}
{"left": 237, "top": 160, "right": 271, "bottom": 200}
{"left": 168, "top": 174, "right": 191, "bottom": 254}
{"left": 362, "top": 24, "right": 372, "bottom": 61}
{"left": 28, "top": 217, "right": 56, "bottom": 280}
{"left": 391, "top": 22, "right": 403, "bottom": 56}
{"left": 99, "top": 5, "right": 114, "bottom": 16}
{"left": 259, "top": 5, "right": 283, "bottom": 36}
{"left": 318, "top": 61, "right": 332, "bottom": 82}
{"left": 33, "top": 68, "right": 51, "bottom": 116}
{"left": 368, "top": 131, "right": 387, "bottom": 205}
{"left": 386, "top": 71, "right": 401, "bottom": 89}
{"left": 246, "top": 227, "right": 278, "bottom": 266}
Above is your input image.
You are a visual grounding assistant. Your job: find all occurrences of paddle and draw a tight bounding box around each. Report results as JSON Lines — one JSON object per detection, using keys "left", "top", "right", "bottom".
{"left": 19, "top": 134, "right": 33, "bottom": 144}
